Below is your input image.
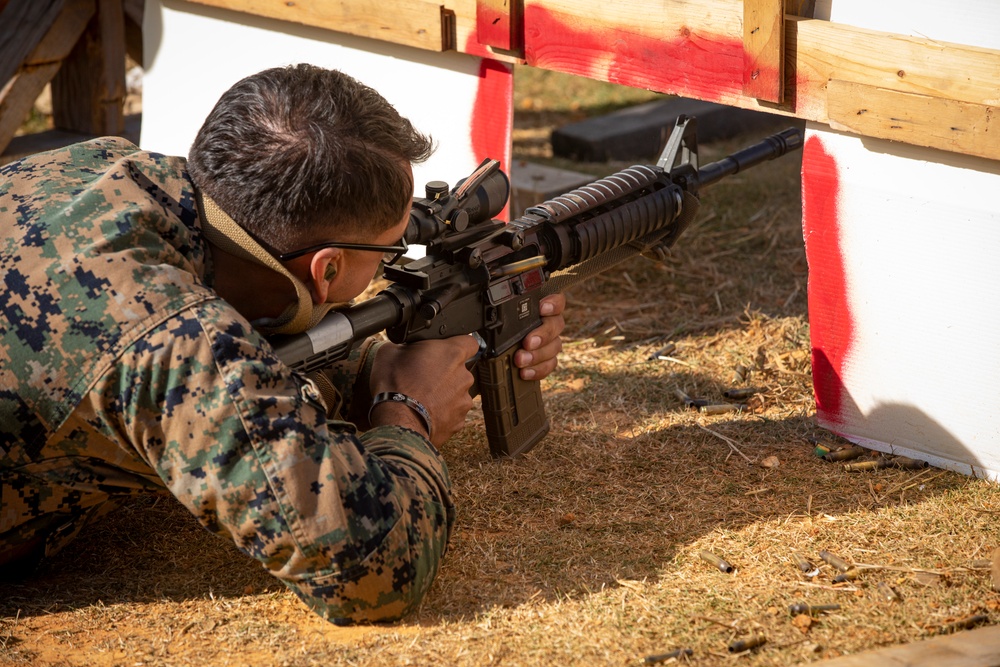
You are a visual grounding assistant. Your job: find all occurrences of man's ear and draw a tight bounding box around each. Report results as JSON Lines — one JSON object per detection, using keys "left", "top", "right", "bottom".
{"left": 307, "top": 248, "right": 342, "bottom": 304}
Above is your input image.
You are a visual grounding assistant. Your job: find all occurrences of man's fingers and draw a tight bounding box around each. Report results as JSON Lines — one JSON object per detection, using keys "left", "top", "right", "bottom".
{"left": 519, "top": 356, "right": 558, "bottom": 381}
{"left": 523, "top": 314, "right": 564, "bottom": 351}
{"left": 539, "top": 293, "right": 566, "bottom": 316}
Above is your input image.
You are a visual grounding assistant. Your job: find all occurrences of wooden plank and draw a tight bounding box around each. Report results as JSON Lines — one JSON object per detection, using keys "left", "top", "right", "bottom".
{"left": 786, "top": 16, "right": 1000, "bottom": 120}
{"left": 96, "top": 0, "right": 126, "bottom": 124}
{"left": 522, "top": 0, "right": 745, "bottom": 103}
{"left": 808, "top": 624, "right": 1000, "bottom": 667}
{"left": 181, "top": 0, "right": 455, "bottom": 51}
{"left": 827, "top": 80, "right": 998, "bottom": 161}
{"left": 52, "top": 0, "right": 125, "bottom": 136}
{"left": 0, "top": 0, "right": 95, "bottom": 155}
{"left": 742, "top": 0, "right": 783, "bottom": 102}
{"left": 161, "top": 0, "right": 1000, "bottom": 159}
{"left": 476, "top": 0, "right": 523, "bottom": 55}
{"left": 0, "top": 63, "right": 61, "bottom": 152}
{"left": 0, "top": 0, "right": 64, "bottom": 87}
{"left": 20, "top": 0, "right": 95, "bottom": 64}
{"left": 517, "top": 0, "right": 1000, "bottom": 158}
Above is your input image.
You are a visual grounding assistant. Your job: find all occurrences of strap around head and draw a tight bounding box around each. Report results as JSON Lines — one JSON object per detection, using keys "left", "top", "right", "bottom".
{"left": 197, "top": 191, "right": 334, "bottom": 335}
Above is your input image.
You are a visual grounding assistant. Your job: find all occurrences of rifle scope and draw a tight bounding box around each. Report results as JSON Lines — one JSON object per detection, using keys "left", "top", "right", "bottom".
{"left": 406, "top": 158, "right": 510, "bottom": 245}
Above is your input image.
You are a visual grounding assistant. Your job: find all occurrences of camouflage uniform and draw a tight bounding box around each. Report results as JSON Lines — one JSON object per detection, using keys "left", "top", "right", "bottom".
{"left": 0, "top": 137, "right": 454, "bottom": 623}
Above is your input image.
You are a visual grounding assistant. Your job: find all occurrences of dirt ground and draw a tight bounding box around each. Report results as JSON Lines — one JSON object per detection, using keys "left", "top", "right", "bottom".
{"left": 3, "top": 82, "right": 999, "bottom": 667}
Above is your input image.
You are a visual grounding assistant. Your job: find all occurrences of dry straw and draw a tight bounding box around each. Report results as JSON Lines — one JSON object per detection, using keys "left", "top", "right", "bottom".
{"left": 3, "top": 78, "right": 999, "bottom": 667}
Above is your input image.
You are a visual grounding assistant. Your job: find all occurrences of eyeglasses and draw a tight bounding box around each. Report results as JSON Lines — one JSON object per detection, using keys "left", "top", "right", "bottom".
{"left": 276, "top": 238, "right": 408, "bottom": 265}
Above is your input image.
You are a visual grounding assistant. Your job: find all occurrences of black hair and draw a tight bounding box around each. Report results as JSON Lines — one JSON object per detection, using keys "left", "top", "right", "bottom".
{"left": 188, "top": 64, "right": 433, "bottom": 251}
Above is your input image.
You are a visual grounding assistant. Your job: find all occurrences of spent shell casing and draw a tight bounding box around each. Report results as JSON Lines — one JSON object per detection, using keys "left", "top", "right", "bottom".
{"left": 936, "top": 614, "right": 989, "bottom": 634}
{"left": 722, "top": 387, "right": 756, "bottom": 400}
{"left": 792, "top": 552, "right": 814, "bottom": 573}
{"left": 728, "top": 635, "right": 766, "bottom": 653}
{"left": 819, "top": 550, "right": 852, "bottom": 573}
{"left": 673, "top": 388, "right": 709, "bottom": 409}
{"left": 698, "top": 403, "right": 745, "bottom": 415}
{"left": 644, "top": 648, "right": 693, "bottom": 664}
{"left": 788, "top": 602, "right": 841, "bottom": 616}
{"left": 823, "top": 446, "right": 867, "bottom": 462}
{"left": 812, "top": 443, "right": 833, "bottom": 458}
{"left": 809, "top": 438, "right": 838, "bottom": 457}
{"left": 833, "top": 567, "right": 861, "bottom": 583}
{"left": 877, "top": 581, "right": 900, "bottom": 602}
{"left": 698, "top": 549, "right": 734, "bottom": 573}
{"left": 648, "top": 342, "right": 677, "bottom": 361}
{"left": 844, "top": 459, "right": 892, "bottom": 472}
{"left": 894, "top": 456, "right": 929, "bottom": 470}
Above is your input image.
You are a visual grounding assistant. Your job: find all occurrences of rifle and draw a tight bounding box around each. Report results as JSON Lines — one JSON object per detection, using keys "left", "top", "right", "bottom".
{"left": 271, "top": 116, "right": 803, "bottom": 458}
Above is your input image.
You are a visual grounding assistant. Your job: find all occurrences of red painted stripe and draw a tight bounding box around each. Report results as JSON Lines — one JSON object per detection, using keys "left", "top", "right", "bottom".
{"left": 801, "top": 133, "right": 852, "bottom": 424}
{"left": 469, "top": 58, "right": 514, "bottom": 218}
{"left": 521, "top": 6, "right": 770, "bottom": 104}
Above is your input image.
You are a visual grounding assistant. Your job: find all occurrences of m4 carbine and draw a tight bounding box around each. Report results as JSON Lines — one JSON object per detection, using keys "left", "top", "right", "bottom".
{"left": 271, "top": 116, "right": 803, "bottom": 458}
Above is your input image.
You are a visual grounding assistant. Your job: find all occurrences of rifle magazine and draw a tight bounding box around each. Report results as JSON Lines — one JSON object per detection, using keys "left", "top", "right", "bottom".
{"left": 477, "top": 346, "right": 550, "bottom": 458}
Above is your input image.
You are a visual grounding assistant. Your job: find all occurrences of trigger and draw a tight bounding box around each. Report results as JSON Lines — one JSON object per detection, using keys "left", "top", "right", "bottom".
{"left": 467, "top": 332, "right": 487, "bottom": 369}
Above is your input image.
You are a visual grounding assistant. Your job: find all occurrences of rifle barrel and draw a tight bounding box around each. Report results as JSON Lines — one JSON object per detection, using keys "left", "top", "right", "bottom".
{"left": 695, "top": 127, "right": 803, "bottom": 190}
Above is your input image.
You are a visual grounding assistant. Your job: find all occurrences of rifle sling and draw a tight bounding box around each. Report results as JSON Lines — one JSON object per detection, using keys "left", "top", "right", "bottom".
{"left": 197, "top": 191, "right": 336, "bottom": 335}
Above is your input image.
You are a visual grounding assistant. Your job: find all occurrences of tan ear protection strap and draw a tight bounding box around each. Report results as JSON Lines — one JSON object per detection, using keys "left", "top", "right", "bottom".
{"left": 197, "top": 191, "right": 334, "bottom": 335}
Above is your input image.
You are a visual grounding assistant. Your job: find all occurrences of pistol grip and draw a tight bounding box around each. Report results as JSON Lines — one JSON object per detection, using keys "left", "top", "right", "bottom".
{"left": 476, "top": 345, "right": 550, "bottom": 458}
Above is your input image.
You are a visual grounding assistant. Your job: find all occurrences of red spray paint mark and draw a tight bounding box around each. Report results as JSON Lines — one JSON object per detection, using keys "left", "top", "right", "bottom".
{"left": 468, "top": 56, "right": 514, "bottom": 219}
{"left": 801, "top": 133, "right": 852, "bottom": 423}
{"left": 521, "top": 6, "right": 776, "bottom": 104}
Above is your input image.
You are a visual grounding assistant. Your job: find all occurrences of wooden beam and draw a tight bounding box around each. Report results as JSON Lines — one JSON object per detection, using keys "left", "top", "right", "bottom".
{"left": 181, "top": 0, "right": 456, "bottom": 51}
{"left": 808, "top": 624, "right": 1000, "bottom": 667}
{"left": 477, "top": 0, "right": 523, "bottom": 55}
{"left": 827, "top": 80, "right": 998, "bottom": 161}
{"left": 0, "top": 0, "right": 64, "bottom": 88}
{"left": 785, "top": 16, "right": 1000, "bottom": 119}
{"left": 0, "top": 63, "right": 62, "bottom": 153}
{"left": 0, "top": 0, "right": 96, "bottom": 155}
{"left": 516, "top": 1, "right": 1000, "bottom": 159}
{"left": 164, "top": 0, "right": 1000, "bottom": 159}
{"left": 742, "top": 0, "right": 784, "bottom": 102}
{"left": 52, "top": 0, "right": 126, "bottom": 136}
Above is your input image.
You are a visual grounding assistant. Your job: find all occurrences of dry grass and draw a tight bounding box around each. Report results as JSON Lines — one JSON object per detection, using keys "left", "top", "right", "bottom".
{"left": 3, "top": 69, "right": 999, "bottom": 666}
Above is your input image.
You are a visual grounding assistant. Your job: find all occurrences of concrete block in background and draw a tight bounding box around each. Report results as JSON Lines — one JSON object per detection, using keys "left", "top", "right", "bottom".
{"left": 508, "top": 159, "right": 594, "bottom": 218}
{"left": 551, "top": 97, "right": 786, "bottom": 162}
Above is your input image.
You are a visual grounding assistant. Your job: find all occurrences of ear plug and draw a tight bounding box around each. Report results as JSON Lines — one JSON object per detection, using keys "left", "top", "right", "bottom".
{"left": 324, "top": 265, "right": 337, "bottom": 280}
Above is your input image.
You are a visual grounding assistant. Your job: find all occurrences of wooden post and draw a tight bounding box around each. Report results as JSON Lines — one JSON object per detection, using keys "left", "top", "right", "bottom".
{"left": 51, "top": 0, "right": 125, "bottom": 136}
{"left": 477, "top": 0, "right": 523, "bottom": 56}
{"left": 742, "top": 0, "right": 784, "bottom": 102}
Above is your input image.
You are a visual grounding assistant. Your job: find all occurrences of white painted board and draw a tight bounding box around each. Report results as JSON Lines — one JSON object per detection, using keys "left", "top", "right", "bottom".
{"left": 804, "top": 1, "right": 1000, "bottom": 478}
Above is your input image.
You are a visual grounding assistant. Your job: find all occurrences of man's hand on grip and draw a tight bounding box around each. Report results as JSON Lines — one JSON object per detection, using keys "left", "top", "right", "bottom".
{"left": 369, "top": 336, "right": 480, "bottom": 447}
{"left": 515, "top": 293, "right": 566, "bottom": 381}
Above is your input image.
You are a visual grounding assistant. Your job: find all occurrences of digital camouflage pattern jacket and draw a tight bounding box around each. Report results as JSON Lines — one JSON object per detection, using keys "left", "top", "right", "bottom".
{"left": 0, "top": 137, "right": 454, "bottom": 623}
